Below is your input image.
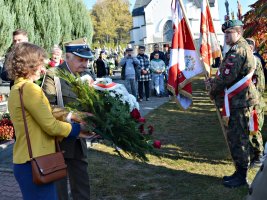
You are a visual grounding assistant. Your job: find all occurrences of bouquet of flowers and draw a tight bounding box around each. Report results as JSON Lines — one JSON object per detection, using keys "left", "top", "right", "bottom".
{"left": 0, "top": 113, "right": 15, "bottom": 141}
{"left": 58, "top": 70, "right": 158, "bottom": 161}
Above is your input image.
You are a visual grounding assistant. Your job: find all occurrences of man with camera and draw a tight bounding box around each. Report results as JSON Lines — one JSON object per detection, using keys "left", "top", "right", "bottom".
{"left": 120, "top": 48, "right": 140, "bottom": 98}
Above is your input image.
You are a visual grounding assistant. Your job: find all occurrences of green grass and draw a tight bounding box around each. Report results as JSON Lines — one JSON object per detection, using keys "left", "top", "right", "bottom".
{"left": 87, "top": 77, "right": 262, "bottom": 200}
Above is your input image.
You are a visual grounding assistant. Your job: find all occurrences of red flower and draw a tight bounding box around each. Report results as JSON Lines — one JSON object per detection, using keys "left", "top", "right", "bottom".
{"left": 48, "top": 61, "right": 56, "bottom": 67}
{"left": 130, "top": 108, "right": 141, "bottom": 120}
{"left": 147, "top": 125, "right": 154, "bottom": 135}
{"left": 138, "top": 117, "right": 146, "bottom": 123}
{"left": 153, "top": 140, "right": 161, "bottom": 149}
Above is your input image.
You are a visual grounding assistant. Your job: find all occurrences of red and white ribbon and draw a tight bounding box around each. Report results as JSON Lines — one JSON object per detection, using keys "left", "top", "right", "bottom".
{"left": 249, "top": 109, "right": 259, "bottom": 132}
{"left": 222, "top": 57, "right": 257, "bottom": 117}
{"left": 93, "top": 78, "right": 117, "bottom": 91}
{"left": 223, "top": 70, "right": 254, "bottom": 117}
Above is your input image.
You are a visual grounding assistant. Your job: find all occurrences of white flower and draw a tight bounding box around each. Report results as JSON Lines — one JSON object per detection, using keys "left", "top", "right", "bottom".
{"left": 109, "top": 92, "right": 116, "bottom": 98}
{"left": 93, "top": 78, "right": 139, "bottom": 112}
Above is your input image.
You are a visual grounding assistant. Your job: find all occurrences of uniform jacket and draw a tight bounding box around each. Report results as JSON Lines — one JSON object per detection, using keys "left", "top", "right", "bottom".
{"left": 42, "top": 62, "right": 88, "bottom": 159}
{"left": 8, "top": 78, "right": 71, "bottom": 164}
{"left": 253, "top": 56, "right": 265, "bottom": 108}
{"left": 211, "top": 37, "right": 259, "bottom": 109}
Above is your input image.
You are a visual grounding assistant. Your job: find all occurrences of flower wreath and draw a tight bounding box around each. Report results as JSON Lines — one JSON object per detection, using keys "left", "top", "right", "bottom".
{"left": 93, "top": 78, "right": 160, "bottom": 149}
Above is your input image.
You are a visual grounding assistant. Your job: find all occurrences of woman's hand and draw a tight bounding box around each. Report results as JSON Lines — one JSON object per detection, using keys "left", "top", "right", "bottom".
{"left": 78, "top": 122, "right": 96, "bottom": 139}
{"left": 71, "top": 112, "right": 93, "bottom": 123}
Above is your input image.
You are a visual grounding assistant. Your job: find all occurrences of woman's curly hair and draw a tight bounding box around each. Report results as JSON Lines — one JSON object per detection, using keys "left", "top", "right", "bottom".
{"left": 5, "top": 42, "right": 47, "bottom": 80}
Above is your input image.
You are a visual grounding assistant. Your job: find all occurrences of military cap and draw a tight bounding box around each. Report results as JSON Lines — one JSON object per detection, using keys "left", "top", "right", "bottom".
{"left": 221, "top": 20, "right": 244, "bottom": 33}
{"left": 64, "top": 37, "right": 93, "bottom": 59}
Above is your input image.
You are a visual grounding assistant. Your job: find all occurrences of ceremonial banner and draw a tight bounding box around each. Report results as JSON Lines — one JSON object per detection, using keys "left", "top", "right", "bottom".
{"left": 167, "top": 0, "right": 203, "bottom": 109}
{"left": 199, "top": 0, "right": 221, "bottom": 74}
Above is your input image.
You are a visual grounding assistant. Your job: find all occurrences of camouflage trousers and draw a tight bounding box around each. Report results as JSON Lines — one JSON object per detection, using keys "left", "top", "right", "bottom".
{"left": 249, "top": 105, "right": 264, "bottom": 158}
{"left": 226, "top": 107, "right": 252, "bottom": 169}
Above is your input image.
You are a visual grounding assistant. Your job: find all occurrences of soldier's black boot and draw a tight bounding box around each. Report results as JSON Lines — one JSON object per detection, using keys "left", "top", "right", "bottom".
{"left": 222, "top": 171, "right": 238, "bottom": 181}
{"left": 223, "top": 168, "right": 248, "bottom": 188}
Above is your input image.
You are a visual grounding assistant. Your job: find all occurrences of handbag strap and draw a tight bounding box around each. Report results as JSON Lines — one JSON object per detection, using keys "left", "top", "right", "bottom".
{"left": 19, "top": 83, "right": 61, "bottom": 159}
{"left": 19, "top": 83, "right": 34, "bottom": 159}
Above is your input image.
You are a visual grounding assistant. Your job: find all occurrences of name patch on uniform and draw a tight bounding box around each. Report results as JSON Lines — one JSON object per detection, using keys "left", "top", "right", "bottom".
{"left": 223, "top": 67, "right": 231, "bottom": 75}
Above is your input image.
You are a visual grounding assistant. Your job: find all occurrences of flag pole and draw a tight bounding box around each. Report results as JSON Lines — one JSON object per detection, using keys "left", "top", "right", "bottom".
{"left": 205, "top": 0, "right": 223, "bottom": 61}
{"left": 177, "top": 0, "right": 232, "bottom": 161}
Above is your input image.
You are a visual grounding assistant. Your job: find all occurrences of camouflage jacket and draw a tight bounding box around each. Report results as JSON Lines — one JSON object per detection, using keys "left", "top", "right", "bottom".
{"left": 210, "top": 37, "right": 259, "bottom": 109}
{"left": 252, "top": 56, "right": 265, "bottom": 108}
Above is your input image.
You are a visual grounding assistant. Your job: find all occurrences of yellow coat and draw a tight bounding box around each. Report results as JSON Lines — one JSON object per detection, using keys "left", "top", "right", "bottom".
{"left": 8, "top": 78, "right": 72, "bottom": 164}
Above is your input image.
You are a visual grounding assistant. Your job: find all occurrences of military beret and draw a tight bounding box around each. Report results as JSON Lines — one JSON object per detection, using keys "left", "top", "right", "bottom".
{"left": 221, "top": 20, "right": 244, "bottom": 33}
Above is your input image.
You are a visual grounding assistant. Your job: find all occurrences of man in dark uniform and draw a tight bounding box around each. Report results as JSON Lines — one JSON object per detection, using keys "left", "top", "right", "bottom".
{"left": 207, "top": 20, "right": 259, "bottom": 188}
{"left": 42, "top": 38, "right": 93, "bottom": 199}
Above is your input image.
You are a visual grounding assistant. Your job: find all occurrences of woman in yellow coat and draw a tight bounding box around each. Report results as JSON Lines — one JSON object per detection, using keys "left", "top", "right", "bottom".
{"left": 6, "top": 42, "right": 87, "bottom": 200}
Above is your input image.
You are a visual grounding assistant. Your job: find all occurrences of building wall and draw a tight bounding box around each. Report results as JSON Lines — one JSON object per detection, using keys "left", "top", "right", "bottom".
{"left": 130, "top": 0, "right": 224, "bottom": 50}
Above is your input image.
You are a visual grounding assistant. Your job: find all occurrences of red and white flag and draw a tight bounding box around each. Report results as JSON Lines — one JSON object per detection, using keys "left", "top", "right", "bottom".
{"left": 167, "top": 0, "right": 204, "bottom": 109}
{"left": 199, "top": 0, "right": 221, "bottom": 74}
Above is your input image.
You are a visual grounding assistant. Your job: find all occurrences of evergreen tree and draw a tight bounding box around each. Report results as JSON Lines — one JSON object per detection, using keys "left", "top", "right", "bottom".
{"left": 68, "top": 0, "right": 93, "bottom": 45}
{"left": 0, "top": 0, "right": 93, "bottom": 55}
{"left": 9, "top": 0, "right": 35, "bottom": 42}
{"left": 0, "top": 0, "right": 15, "bottom": 56}
{"left": 57, "top": 0, "right": 73, "bottom": 44}
{"left": 29, "top": 0, "right": 61, "bottom": 49}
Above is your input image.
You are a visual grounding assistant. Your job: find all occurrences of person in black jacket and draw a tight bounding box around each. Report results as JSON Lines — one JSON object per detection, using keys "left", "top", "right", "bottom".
{"left": 1, "top": 29, "right": 28, "bottom": 88}
{"left": 95, "top": 50, "right": 108, "bottom": 78}
{"left": 150, "top": 44, "right": 165, "bottom": 61}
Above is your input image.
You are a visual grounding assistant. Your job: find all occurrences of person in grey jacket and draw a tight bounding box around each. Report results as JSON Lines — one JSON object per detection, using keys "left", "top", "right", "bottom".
{"left": 120, "top": 48, "right": 140, "bottom": 98}
{"left": 150, "top": 52, "right": 165, "bottom": 97}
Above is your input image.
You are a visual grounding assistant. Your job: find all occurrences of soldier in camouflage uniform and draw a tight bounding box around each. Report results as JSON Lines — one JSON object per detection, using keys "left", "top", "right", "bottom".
{"left": 207, "top": 20, "right": 259, "bottom": 188}
{"left": 246, "top": 38, "right": 265, "bottom": 168}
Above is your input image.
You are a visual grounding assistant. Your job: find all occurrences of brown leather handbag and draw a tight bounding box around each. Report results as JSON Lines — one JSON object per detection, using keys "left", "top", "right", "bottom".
{"left": 19, "top": 83, "right": 67, "bottom": 185}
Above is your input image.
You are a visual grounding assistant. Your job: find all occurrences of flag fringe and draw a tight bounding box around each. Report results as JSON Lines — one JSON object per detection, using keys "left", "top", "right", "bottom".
{"left": 167, "top": 84, "right": 192, "bottom": 110}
